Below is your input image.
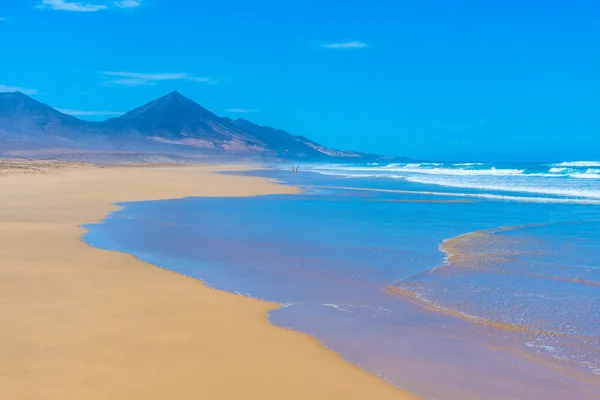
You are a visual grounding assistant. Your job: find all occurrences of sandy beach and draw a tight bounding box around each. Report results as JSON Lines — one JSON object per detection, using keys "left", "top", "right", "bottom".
{"left": 0, "top": 161, "right": 415, "bottom": 400}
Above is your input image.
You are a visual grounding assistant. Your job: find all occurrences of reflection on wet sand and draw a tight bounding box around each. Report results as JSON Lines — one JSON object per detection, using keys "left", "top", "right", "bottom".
{"left": 389, "top": 221, "right": 600, "bottom": 380}
{"left": 384, "top": 285, "right": 552, "bottom": 335}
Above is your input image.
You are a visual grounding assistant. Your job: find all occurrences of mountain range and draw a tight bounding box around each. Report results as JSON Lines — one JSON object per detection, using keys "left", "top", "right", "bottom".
{"left": 0, "top": 90, "right": 399, "bottom": 162}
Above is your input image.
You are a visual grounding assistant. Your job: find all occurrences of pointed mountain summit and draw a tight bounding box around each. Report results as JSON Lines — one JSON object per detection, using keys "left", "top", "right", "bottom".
{"left": 0, "top": 91, "right": 84, "bottom": 129}
{"left": 106, "top": 91, "right": 266, "bottom": 151}
{"left": 0, "top": 91, "right": 100, "bottom": 151}
{"left": 113, "top": 90, "right": 215, "bottom": 123}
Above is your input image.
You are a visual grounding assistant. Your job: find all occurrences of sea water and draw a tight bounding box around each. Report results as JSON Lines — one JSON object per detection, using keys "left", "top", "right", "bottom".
{"left": 83, "top": 161, "right": 600, "bottom": 400}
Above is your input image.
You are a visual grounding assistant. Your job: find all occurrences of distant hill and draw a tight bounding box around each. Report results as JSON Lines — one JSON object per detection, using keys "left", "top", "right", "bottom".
{"left": 0, "top": 90, "right": 403, "bottom": 162}
{"left": 0, "top": 91, "right": 81, "bottom": 128}
{"left": 0, "top": 91, "right": 98, "bottom": 148}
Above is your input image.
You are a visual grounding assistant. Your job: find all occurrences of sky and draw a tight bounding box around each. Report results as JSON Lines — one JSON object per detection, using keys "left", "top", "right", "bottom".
{"left": 0, "top": 0, "right": 599, "bottom": 161}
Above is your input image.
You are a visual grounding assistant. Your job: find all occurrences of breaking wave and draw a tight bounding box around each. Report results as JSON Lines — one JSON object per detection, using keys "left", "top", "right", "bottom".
{"left": 553, "top": 161, "right": 600, "bottom": 167}
{"left": 304, "top": 161, "right": 600, "bottom": 203}
{"left": 403, "top": 176, "right": 600, "bottom": 199}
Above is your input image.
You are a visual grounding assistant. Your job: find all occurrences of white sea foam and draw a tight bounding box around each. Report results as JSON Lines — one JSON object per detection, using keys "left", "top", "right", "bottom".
{"left": 554, "top": 161, "right": 600, "bottom": 167}
{"left": 382, "top": 163, "right": 404, "bottom": 168}
{"left": 547, "top": 168, "right": 600, "bottom": 179}
{"left": 549, "top": 167, "right": 569, "bottom": 173}
{"left": 312, "top": 164, "right": 526, "bottom": 177}
{"left": 398, "top": 167, "right": 525, "bottom": 176}
{"left": 322, "top": 303, "right": 350, "bottom": 312}
{"left": 404, "top": 176, "right": 600, "bottom": 199}
{"left": 525, "top": 342, "right": 558, "bottom": 352}
{"left": 453, "top": 162, "right": 485, "bottom": 166}
{"left": 315, "top": 185, "right": 600, "bottom": 204}
{"left": 304, "top": 162, "right": 600, "bottom": 203}
{"left": 570, "top": 173, "right": 600, "bottom": 179}
{"left": 311, "top": 171, "right": 404, "bottom": 179}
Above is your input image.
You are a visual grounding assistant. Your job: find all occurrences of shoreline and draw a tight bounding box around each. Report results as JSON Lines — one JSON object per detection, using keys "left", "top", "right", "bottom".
{"left": 0, "top": 161, "right": 416, "bottom": 400}
{"left": 387, "top": 224, "right": 600, "bottom": 395}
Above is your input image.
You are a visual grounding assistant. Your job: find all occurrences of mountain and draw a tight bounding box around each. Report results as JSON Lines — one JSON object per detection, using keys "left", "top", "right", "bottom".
{"left": 0, "top": 91, "right": 95, "bottom": 147}
{"left": 0, "top": 90, "right": 396, "bottom": 161}
{"left": 0, "top": 91, "right": 81, "bottom": 128}
{"left": 226, "top": 118, "right": 364, "bottom": 159}
{"left": 104, "top": 91, "right": 268, "bottom": 153}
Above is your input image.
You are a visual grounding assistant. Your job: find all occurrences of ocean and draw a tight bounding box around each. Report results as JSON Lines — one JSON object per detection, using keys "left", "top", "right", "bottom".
{"left": 83, "top": 161, "right": 600, "bottom": 400}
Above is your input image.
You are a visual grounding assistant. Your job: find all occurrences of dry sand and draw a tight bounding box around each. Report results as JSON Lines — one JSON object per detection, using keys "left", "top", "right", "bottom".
{"left": 0, "top": 161, "right": 416, "bottom": 400}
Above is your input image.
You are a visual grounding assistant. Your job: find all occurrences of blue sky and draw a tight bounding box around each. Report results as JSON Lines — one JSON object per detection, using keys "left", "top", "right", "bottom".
{"left": 0, "top": 0, "right": 599, "bottom": 161}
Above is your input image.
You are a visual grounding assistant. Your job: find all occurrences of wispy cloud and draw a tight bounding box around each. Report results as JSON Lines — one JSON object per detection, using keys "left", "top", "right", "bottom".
{"left": 225, "top": 109, "right": 259, "bottom": 113}
{"left": 36, "top": 0, "right": 143, "bottom": 12}
{"left": 322, "top": 41, "right": 368, "bottom": 49}
{"left": 102, "top": 71, "right": 217, "bottom": 86}
{"left": 0, "top": 84, "right": 39, "bottom": 95}
{"left": 105, "top": 72, "right": 188, "bottom": 80}
{"left": 57, "top": 108, "right": 124, "bottom": 116}
{"left": 102, "top": 78, "right": 153, "bottom": 86}
{"left": 36, "top": 0, "right": 108, "bottom": 12}
{"left": 114, "top": 0, "right": 141, "bottom": 8}
{"left": 189, "top": 76, "right": 218, "bottom": 85}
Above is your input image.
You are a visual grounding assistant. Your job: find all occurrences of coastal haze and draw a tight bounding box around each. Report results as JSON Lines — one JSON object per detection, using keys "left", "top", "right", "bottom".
{"left": 0, "top": 90, "right": 388, "bottom": 162}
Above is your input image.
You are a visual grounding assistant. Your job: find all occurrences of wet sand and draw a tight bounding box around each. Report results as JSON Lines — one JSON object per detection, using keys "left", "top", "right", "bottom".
{"left": 0, "top": 161, "right": 416, "bottom": 400}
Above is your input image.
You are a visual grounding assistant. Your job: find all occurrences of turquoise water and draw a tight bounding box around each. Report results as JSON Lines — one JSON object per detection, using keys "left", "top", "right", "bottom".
{"left": 84, "top": 162, "right": 600, "bottom": 399}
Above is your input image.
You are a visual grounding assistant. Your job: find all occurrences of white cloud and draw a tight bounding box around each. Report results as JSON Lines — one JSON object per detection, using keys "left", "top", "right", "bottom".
{"left": 104, "top": 72, "right": 188, "bottom": 80}
{"left": 189, "top": 76, "right": 218, "bottom": 85}
{"left": 102, "top": 71, "right": 217, "bottom": 86}
{"left": 0, "top": 84, "right": 39, "bottom": 95}
{"left": 57, "top": 108, "right": 124, "bottom": 116}
{"left": 114, "top": 0, "right": 141, "bottom": 8}
{"left": 225, "top": 109, "right": 259, "bottom": 113}
{"left": 102, "top": 78, "right": 155, "bottom": 86}
{"left": 36, "top": 0, "right": 108, "bottom": 12}
{"left": 322, "top": 41, "right": 368, "bottom": 49}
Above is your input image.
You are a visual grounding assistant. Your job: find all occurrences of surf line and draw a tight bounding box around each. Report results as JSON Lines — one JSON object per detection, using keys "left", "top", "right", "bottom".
{"left": 384, "top": 221, "right": 598, "bottom": 338}
{"left": 383, "top": 285, "right": 562, "bottom": 336}
{"left": 308, "top": 185, "right": 600, "bottom": 205}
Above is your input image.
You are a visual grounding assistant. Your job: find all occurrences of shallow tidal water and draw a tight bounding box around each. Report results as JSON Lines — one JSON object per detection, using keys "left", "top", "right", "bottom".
{"left": 84, "top": 166, "right": 600, "bottom": 400}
